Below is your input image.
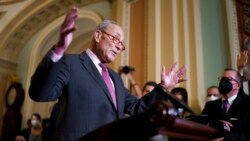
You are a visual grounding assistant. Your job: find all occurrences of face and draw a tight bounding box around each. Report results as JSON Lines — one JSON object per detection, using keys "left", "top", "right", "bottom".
{"left": 220, "top": 70, "right": 240, "bottom": 95}
{"left": 31, "top": 115, "right": 39, "bottom": 120}
{"left": 142, "top": 85, "right": 155, "bottom": 96}
{"left": 94, "top": 24, "right": 125, "bottom": 63}
{"left": 31, "top": 114, "right": 41, "bottom": 126}
{"left": 207, "top": 87, "right": 220, "bottom": 101}
{"left": 173, "top": 93, "right": 185, "bottom": 104}
{"left": 207, "top": 87, "right": 220, "bottom": 97}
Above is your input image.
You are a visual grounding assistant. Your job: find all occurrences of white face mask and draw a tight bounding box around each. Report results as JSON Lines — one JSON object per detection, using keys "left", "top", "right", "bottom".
{"left": 207, "top": 95, "right": 219, "bottom": 101}
{"left": 31, "top": 119, "right": 41, "bottom": 127}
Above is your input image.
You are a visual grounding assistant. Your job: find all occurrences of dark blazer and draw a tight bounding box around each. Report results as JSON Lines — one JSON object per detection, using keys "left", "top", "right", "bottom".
{"left": 201, "top": 93, "right": 250, "bottom": 141}
{"left": 29, "top": 51, "right": 169, "bottom": 141}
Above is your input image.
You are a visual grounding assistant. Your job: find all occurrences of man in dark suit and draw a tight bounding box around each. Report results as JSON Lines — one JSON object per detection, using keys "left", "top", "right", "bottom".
{"left": 202, "top": 68, "right": 250, "bottom": 141}
{"left": 29, "top": 7, "right": 186, "bottom": 141}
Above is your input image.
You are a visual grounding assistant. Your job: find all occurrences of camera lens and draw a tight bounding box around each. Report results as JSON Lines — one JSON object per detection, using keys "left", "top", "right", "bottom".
{"left": 122, "top": 66, "right": 131, "bottom": 74}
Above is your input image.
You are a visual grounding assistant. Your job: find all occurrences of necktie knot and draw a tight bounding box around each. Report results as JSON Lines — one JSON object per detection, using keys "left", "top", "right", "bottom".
{"left": 99, "top": 63, "right": 108, "bottom": 72}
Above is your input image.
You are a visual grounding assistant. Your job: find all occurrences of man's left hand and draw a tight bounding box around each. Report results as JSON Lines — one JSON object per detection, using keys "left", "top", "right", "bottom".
{"left": 160, "top": 62, "right": 187, "bottom": 90}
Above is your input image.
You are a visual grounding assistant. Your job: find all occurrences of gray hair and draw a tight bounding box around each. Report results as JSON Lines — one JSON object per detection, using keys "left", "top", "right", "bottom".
{"left": 96, "top": 20, "right": 118, "bottom": 31}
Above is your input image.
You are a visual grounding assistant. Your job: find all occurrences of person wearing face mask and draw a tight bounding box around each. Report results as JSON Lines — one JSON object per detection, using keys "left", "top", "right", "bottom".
{"left": 201, "top": 68, "right": 250, "bottom": 141}
{"left": 15, "top": 113, "right": 43, "bottom": 141}
{"left": 206, "top": 86, "right": 221, "bottom": 102}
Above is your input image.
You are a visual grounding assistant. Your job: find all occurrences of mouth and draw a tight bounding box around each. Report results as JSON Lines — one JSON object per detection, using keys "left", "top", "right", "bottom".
{"left": 111, "top": 50, "right": 117, "bottom": 56}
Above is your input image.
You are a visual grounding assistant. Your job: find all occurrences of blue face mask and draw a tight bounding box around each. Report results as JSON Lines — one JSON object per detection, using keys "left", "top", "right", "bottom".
{"left": 218, "top": 80, "right": 232, "bottom": 95}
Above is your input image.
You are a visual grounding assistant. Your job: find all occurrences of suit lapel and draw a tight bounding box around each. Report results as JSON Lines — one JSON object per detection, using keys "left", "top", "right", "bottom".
{"left": 213, "top": 99, "right": 224, "bottom": 119}
{"left": 79, "top": 52, "right": 118, "bottom": 110}
{"left": 227, "top": 95, "right": 242, "bottom": 118}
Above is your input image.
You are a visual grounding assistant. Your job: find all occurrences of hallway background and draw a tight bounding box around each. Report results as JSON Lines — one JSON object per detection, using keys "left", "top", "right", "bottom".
{"left": 0, "top": 0, "right": 245, "bottom": 136}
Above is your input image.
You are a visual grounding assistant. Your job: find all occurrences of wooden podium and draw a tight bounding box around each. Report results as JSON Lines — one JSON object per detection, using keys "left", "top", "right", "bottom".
{"left": 78, "top": 101, "right": 217, "bottom": 141}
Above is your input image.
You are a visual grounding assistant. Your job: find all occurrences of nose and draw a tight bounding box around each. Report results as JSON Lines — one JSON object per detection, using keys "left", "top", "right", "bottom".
{"left": 115, "top": 43, "right": 123, "bottom": 51}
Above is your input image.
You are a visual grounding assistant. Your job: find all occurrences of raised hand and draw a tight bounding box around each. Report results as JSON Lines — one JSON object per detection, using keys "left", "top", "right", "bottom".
{"left": 160, "top": 63, "right": 187, "bottom": 90}
{"left": 237, "top": 50, "right": 248, "bottom": 71}
{"left": 54, "top": 6, "right": 78, "bottom": 55}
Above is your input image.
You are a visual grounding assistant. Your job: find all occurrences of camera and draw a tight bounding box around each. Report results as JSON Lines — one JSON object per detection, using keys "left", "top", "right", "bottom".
{"left": 120, "top": 66, "right": 135, "bottom": 74}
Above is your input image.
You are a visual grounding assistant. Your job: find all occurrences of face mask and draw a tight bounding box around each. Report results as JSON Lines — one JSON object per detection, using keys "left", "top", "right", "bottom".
{"left": 31, "top": 119, "right": 41, "bottom": 127}
{"left": 218, "top": 80, "right": 232, "bottom": 95}
{"left": 207, "top": 95, "right": 219, "bottom": 101}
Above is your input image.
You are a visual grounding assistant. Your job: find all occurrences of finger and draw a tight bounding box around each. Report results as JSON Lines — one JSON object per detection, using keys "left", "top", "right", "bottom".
{"left": 237, "top": 53, "right": 240, "bottom": 59}
{"left": 65, "top": 27, "right": 77, "bottom": 34}
{"left": 180, "top": 66, "right": 187, "bottom": 73}
{"left": 243, "top": 50, "right": 248, "bottom": 57}
{"left": 224, "top": 125, "right": 231, "bottom": 132}
{"left": 177, "top": 66, "right": 187, "bottom": 77}
{"left": 170, "top": 62, "right": 177, "bottom": 72}
{"left": 178, "top": 79, "right": 187, "bottom": 83}
{"left": 244, "top": 51, "right": 249, "bottom": 59}
{"left": 244, "top": 50, "right": 248, "bottom": 55}
{"left": 61, "top": 27, "right": 76, "bottom": 37}
{"left": 72, "top": 6, "right": 78, "bottom": 11}
{"left": 176, "top": 70, "right": 183, "bottom": 78}
{"left": 64, "top": 13, "right": 78, "bottom": 26}
{"left": 161, "top": 66, "right": 166, "bottom": 77}
{"left": 63, "top": 8, "right": 78, "bottom": 26}
{"left": 225, "top": 121, "right": 233, "bottom": 127}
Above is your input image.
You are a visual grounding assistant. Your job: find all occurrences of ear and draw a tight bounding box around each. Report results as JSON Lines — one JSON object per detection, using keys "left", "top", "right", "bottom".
{"left": 94, "top": 30, "right": 102, "bottom": 43}
{"left": 237, "top": 82, "right": 241, "bottom": 90}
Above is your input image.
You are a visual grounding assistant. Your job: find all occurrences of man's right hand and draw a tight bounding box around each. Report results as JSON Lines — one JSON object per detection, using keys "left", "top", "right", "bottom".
{"left": 237, "top": 50, "right": 248, "bottom": 72}
{"left": 54, "top": 6, "right": 78, "bottom": 55}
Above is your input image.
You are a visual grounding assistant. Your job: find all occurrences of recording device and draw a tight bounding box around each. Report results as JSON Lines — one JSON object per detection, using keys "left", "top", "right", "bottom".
{"left": 120, "top": 66, "right": 135, "bottom": 74}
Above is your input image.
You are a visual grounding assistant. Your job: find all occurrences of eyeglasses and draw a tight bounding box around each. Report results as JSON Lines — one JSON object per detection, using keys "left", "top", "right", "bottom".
{"left": 101, "top": 31, "right": 125, "bottom": 51}
{"left": 218, "top": 77, "right": 239, "bottom": 83}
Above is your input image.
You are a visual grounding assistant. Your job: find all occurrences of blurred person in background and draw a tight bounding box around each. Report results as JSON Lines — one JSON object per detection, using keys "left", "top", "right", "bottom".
{"left": 206, "top": 85, "right": 221, "bottom": 102}
{"left": 16, "top": 113, "right": 43, "bottom": 141}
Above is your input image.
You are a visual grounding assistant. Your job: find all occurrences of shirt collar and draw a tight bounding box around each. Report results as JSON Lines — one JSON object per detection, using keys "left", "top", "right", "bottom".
{"left": 86, "top": 49, "right": 102, "bottom": 74}
{"left": 222, "top": 94, "right": 237, "bottom": 106}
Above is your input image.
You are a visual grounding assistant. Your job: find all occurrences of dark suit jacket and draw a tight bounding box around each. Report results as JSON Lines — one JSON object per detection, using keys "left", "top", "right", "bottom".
{"left": 29, "top": 51, "right": 169, "bottom": 141}
{"left": 201, "top": 93, "right": 250, "bottom": 141}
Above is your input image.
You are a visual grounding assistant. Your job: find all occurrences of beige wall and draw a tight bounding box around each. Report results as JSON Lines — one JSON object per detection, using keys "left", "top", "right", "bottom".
{"left": 129, "top": 0, "right": 146, "bottom": 90}
{"left": 125, "top": 0, "right": 204, "bottom": 113}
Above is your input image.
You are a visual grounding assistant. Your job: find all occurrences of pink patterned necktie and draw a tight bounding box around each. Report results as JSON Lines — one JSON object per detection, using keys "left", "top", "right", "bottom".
{"left": 99, "top": 63, "right": 117, "bottom": 109}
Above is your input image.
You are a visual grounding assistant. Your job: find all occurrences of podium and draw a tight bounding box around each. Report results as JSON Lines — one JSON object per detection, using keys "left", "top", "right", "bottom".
{"left": 79, "top": 101, "right": 217, "bottom": 141}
